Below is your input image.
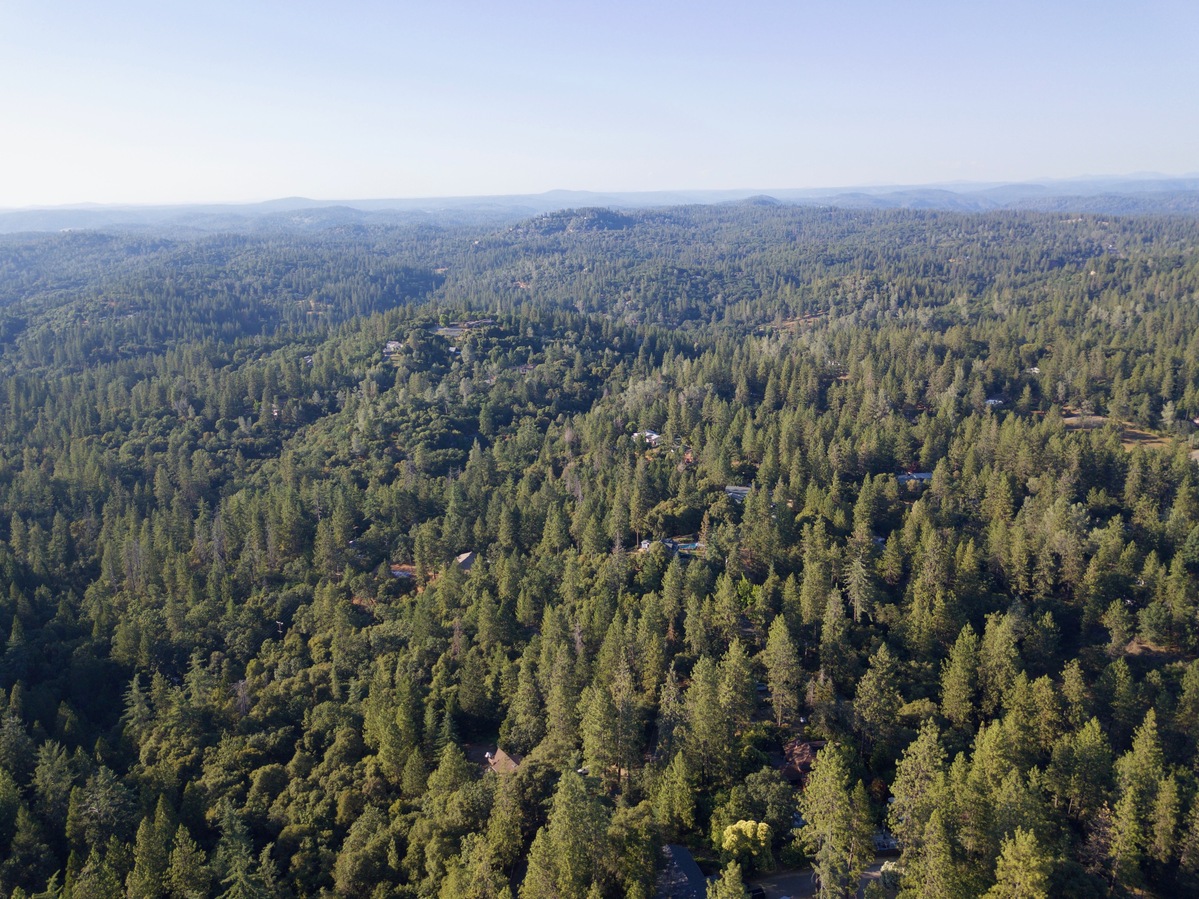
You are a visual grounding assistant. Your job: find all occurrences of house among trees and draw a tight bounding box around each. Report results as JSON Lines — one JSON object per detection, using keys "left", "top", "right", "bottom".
{"left": 872, "top": 831, "right": 900, "bottom": 853}
{"left": 634, "top": 429, "right": 662, "bottom": 448}
{"left": 454, "top": 551, "right": 477, "bottom": 572}
{"left": 639, "top": 537, "right": 679, "bottom": 553}
{"left": 896, "top": 472, "right": 933, "bottom": 487}
{"left": 388, "top": 563, "right": 417, "bottom": 580}
{"left": 484, "top": 748, "right": 523, "bottom": 775}
{"left": 777, "top": 737, "right": 827, "bottom": 786}
{"left": 724, "top": 485, "right": 751, "bottom": 503}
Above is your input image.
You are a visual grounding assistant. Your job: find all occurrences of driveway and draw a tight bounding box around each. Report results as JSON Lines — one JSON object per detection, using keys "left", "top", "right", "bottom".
{"left": 749, "top": 862, "right": 885, "bottom": 898}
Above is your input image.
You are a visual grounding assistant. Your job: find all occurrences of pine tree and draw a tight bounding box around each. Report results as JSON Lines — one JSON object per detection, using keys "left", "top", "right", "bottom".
{"left": 487, "top": 774, "right": 524, "bottom": 872}
{"left": 706, "top": 862, "right": 749, "bottom": 899}
{"left": 718, "top": 639, "right": 755, "bottom": 733}
{"left": 889, "top": 720, "right": 947, "bottom": 858}
{"left": 853, "top": 643, "right": 902, "bottom": 751}
{"left": 332, "top": 807, "right": 392, "bottom": 897}
{"left": 683, "top": 656, "right": 733, "bottom": 786}
{"left": 1179, "top": 795, "right": 1199, "bottom": 873}
{"left": 125, "top": 799, "right": 175, "bottom": 899}
{"left": 654, "top": 751, "right": 697, "bottom": 836}
{"left": 439, "top": 834, "right": 508, "bottom": 899}
{"left": 843, "top": 551, "right": 876, "bottom": 623}
{"left": 0, "top": 767, "right": 19, "bottom": 847}
{"left": 655, "top": 664, "right": 686, "bottom": 760}
{"left": 1046, "top": 718, "right": 1113, "bottom": 822}
{"left": 519, "top": 771, "right": 608, "bottom": 898}
{"left": 940, "top": 624, "right": 978, "bottom": 731}
{"left": 880, "top": 533, "right": 905, "bottom": 587}
{"left": 1115, "top": 709, "right": 1163, "bottom": 810}
{"left": 979, "top": 612, "right": 1019, "bottom": 717}
{"left": 903, "top": 809, "right": 962, "bottom": 899}
{"left": 542, "top": 649, "right": 582, "bottom": 762}
{"left": 1, "top": 805, "right": 52, "bottom": 895}
{"left": 1150, "top": 774, "right": 1180, "bottom": 865}
{"left": 763, "top": 617, "right": 801, "bottom": 727}
{"left": 213, "top": 806, "right": 265, "bottom": 899}
{"left": 1109, "top": 789, "right": 1143, "bottom": 889}
{"left": 499, "top": 648, "right": 544, "bottom": 754}
{"left": 71, "top": 846, "right": 123, "bottom": 899}
{"left": 819, "top": 589, "right": 853, "bottom": 688}
{"left": 983, "top": 828, "right": 1051, "bottom": 899}
{"left": 582, "top": 683, "right": 620, "bottom": 790}
{"left": 32, "top": 740, "right": 73, "bottom": 833}
{"left": 798, "top": 746, "right": 874, "bottom": 899}
{"left": 401, "top": 748, "right": 429, "bottom": 798}
{"left": 167, "top": 825, "right": 210, "bottom": 899}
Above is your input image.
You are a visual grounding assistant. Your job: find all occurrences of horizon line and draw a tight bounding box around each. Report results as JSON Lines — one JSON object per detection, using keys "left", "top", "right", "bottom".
{"left": 5, "top": 171, "right": 1199, "bottom": 213}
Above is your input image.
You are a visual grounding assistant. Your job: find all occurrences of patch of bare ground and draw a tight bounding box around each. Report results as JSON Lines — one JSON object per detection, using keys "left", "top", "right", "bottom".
{"left": 1124, "top": 637, "right": 1175, "bottom": 659}
{"left": 1061, "top": 412, "right": 1176, "bottom": 451}
{"left": 776, "top": 313, "right": 826, "bottom": 330}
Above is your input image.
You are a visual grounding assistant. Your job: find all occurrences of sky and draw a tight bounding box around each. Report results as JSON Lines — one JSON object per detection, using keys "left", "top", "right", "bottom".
{"left": 1, "top": 0, "right": 1197, "bottom": 207}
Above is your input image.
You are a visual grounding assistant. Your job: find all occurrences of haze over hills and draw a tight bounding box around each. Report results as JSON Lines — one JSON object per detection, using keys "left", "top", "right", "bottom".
{"left": 3, "top": 175, "right": 1199, "bottom": 234}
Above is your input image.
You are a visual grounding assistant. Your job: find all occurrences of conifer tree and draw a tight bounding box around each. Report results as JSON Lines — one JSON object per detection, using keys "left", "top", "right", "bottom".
{"left": 763, "top": 616, "right": 801, "bottom": 727}
{"left": 983, "top": 828, "right": 1051, "bottom": 899}
{"left": 519, "top": 771, "right": 608, "bottom": 899}
{"left": 125, "top": 799, "right": 175, "bottom": 899}
{"left": 890, "top": 720, "right": 947, "bottom": 873}
{"left": 1150, "top": 774, "right": 1179, "bottom": 865}
{"left": 683, "top": 655, "right": 732, "bottom": 785}
{"left": 854, "top": 643, "right": 903, "bottom": 751}
{"left": 654, "top": 751, "right": 697, "bottom": 837}
{"left": 798, "top": 746, "right": 874, "bottom": 899}
{"left": 940, "top": 624, "right": 979, "bottom": 730}
{"left": 718, "top": 639, "right": 755, "bottom": 733}
{"left": 706, "top": 862, "right": 749, "bottom": 899}
{"left": 166, "top": 825, "right": 210, "bottom": 899}
{"left": 903, "top": 809, "right": 962, "bottom": 899}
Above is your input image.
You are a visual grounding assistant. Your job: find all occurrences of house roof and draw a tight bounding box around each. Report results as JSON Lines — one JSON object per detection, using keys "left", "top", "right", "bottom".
{"left": 485, "top": 748, "right": 523, "bottom": 775}
{"left": 778, "top": 738, "right": 827, "bottom": 784}
{"left": 657, "top": 844, "right": 708, "bottom": 899}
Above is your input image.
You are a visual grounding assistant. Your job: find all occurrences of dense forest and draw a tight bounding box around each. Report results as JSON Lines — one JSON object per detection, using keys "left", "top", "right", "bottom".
{"left": 1, "top": 204, "right": 1199, "bottom": 898}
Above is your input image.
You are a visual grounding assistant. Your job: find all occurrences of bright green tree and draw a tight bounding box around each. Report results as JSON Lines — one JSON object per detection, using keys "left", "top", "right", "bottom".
{"left": 721, "top": 820, "right": 772, "bottom": 874}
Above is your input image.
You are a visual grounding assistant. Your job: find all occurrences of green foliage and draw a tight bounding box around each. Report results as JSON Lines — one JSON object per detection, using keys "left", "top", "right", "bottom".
{"left": 721, "top": 820, "right": 772, "bottom": 873}
{"left": 763, "top": 616, "right": 801, "bottom": 727}
{"left": 984, "top": 828, "right": 1052, "bottom": 899}
{"left": 798, "top": 746, "right": 875, "bottom": 899}
{"left": 707, "top": 861, "right": 750, "bottom": 899}
{"left": 1, "top": 206, "right": 1199, "bottom": 896}
{"left": 519, "top": 770, "right": 609, "bottom": 899}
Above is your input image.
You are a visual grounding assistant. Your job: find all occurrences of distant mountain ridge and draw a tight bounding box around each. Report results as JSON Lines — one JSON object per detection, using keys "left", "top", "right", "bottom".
{"left": 4, "top": 175, "right": 1199, "bottom": 233}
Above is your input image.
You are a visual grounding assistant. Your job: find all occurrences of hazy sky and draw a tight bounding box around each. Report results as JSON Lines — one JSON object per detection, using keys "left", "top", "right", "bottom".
{"left": 2, "top": 1, "right": 1196, "bottom": 206}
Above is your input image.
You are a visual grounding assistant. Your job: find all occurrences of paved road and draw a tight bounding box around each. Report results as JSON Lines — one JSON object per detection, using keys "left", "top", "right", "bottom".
{"left": 749, "top": 862, "right": 885, "bottom": 898}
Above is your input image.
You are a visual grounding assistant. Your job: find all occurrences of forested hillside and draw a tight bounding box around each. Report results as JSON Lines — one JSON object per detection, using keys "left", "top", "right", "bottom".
{"left": 2, "top": 206, "right": 1199, "bottom": 898}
